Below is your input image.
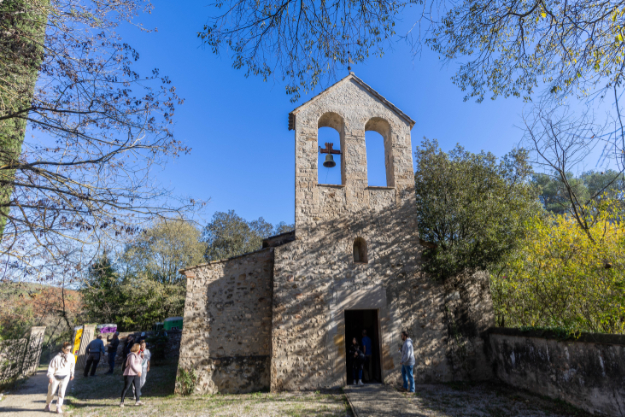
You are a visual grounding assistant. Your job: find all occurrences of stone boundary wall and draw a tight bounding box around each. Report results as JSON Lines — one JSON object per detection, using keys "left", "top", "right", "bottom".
{"left": 488, "top": 328, "right": 625, "bottom": 416}
{"left": 0, "top": 326, "right": 46, "bottom": 386}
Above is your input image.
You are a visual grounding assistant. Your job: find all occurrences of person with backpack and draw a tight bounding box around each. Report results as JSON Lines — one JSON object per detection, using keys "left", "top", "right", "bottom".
{"left": 398, "top": 330, "right": 415, "bottom": 393}
{"left": 120, "top": 343, "right": 143, "bottom": 407}
{"left": 45, "top": 342, "right": 75, "bottom": 414}
{"left": 348, "top": 337, "right": 365, "bottom": 386}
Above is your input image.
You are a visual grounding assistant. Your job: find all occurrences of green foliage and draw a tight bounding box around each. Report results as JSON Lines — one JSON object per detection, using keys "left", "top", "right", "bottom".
{"left": 122, "top": 218, "right": 207, "bottom": 285}
{"left": 414, "top": 138, "right": 539, "bottom": 280}
{"left": 176, "top": 367, "right": 198, "bottom": 396}
{"left": 0, "top": 0, "right": 47, "bottom": 237}
{"left": 203, "top": 210, "right": 293, "bottom": 262}
{"left": 533, "top": 170, "right": 624, "bottom": 214}
{"left": 492, "top": 199, "right": 625, "bottom": 334}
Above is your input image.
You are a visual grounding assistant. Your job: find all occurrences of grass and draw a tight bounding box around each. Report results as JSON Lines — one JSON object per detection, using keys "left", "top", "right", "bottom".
{"left": 64, "top": 360, "right": 353, "bottom": 416}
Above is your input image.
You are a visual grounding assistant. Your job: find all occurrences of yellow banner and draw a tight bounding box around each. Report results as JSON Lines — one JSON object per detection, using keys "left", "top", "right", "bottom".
{"left": 73, "top": 328, "right": 83, "bottom": 360}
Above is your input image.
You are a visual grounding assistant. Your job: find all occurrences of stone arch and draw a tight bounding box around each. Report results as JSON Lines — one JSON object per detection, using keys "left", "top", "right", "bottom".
{"left": 353, "top": 237, "right": 368, "bottom": 264}
{"left": 365, "top": 117, "right": 394, "bottom": 187}
{"left": 318, "top": 112, "right": 346, "bottom": 185}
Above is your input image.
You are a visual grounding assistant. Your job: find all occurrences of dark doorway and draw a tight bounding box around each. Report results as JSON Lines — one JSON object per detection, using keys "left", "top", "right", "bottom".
{"left": 344, "top": 309, "right": 382, "bottom": 384}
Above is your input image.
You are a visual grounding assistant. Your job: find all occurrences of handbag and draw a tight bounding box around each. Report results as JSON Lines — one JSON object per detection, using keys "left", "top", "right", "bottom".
{"left": 54, "top": 375, "right": 68, "bottom": 381}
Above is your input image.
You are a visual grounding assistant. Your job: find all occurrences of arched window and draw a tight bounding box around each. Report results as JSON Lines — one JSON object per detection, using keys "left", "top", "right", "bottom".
{"left": 353, "top": 238, "right": 368, "bottom": 264}
{"left": 365, "top": 117, "right": 394, "bottom": 187}
{"left": 318, "top": 112, "right": 345, "bottom": 185}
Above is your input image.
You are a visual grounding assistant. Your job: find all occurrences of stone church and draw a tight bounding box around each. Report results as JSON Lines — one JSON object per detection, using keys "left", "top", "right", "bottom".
{"left": 177, "top": 74, "right": 494, "bottom": 394}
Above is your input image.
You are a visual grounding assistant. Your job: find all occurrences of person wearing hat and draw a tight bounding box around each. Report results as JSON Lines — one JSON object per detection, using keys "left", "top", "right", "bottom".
{"left": 106, "top": 332, "right": 120, "bottom": 374}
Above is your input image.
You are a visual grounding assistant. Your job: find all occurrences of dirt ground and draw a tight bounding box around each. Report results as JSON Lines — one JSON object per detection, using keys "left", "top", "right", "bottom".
{"left": 0, "top": 360, "right": 591, "bottom": 417}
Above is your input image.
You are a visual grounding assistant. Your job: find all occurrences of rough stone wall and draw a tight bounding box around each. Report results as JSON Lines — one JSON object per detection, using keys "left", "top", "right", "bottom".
{"left": 270, "top": 76, "right": 493, "bottom": 391}
{"left": 489, "top": 329, "right": 625, "bottom": 416}
{"left": 0, "top": 326, "right": 46, "bottom": 385}
{"left": 177, "top": 249, "right": 274, "bottom": 394}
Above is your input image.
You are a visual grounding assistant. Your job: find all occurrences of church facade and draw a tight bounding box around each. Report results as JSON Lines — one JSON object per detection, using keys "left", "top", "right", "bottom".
{"left": 176, "top": 74, "right": 494, "bottom": 394}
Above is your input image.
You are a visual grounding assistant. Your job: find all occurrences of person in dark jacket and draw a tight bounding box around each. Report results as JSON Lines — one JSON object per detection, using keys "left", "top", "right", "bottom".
{"left": 121, "top": 335, "right": 135, "bottom": 374}
{"left": 348, "top": 337, "right": 365, "bottom": 386}
{"left": 106, "top": 332, "right": 120, "bottom": 374}
{"left": 84, "top": 335, "right": 105, "bottom": 377}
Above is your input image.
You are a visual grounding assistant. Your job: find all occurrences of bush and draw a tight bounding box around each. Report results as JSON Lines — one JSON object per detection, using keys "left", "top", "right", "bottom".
{"left": 492, "top": 198, "right": 625, "bottom": 334}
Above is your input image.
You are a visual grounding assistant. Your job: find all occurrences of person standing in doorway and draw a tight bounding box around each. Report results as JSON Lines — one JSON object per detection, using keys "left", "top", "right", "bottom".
{"left": 398, "top": 330, "right": 415, "bottom": 393}
{"left": 361, "top": 330, "right": 372, "bottom": 382}
{"left": 106, "top": 332, "right": 120, "bottom": 374}
{"left": 45, "top": 342, "right": 75, "bottom": 414}
{"left": 348, "top": 337, "right": 365, "bottom": 386}
{"left": 120, "top": 343, "right": 143, "bottom": 407}
{"left": 83, "top": 335, "right": 105, "bottom": 377}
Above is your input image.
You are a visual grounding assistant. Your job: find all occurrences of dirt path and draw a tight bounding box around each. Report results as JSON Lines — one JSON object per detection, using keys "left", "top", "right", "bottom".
{"left": 0, "top": 370, "right": 70, "bottom": 416}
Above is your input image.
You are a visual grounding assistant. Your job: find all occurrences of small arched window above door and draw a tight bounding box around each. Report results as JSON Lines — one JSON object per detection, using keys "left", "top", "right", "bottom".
{"left": 353, "top": 238, "right": 368, "bottom": 264}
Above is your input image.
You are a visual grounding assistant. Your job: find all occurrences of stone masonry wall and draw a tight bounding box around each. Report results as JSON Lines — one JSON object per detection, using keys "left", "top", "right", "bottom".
{"left": 271, "top": 75, "right": 494, "bottom": 391}
{"left": 177, "top": 249, "right": 274, "bottom": 394}
{"left": 489, "top": 328, "right": 625, "bottom": 416}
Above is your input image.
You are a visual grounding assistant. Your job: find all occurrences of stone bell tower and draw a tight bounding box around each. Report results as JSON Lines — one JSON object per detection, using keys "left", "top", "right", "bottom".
{"left": 287, "top": 73, "right": 417, "bottom": 234}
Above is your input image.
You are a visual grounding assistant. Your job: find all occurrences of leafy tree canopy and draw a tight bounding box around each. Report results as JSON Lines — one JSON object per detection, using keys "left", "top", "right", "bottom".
{"left": 203, "top": 210, "right": 293, "bottom": 262}
{"left": 533, "top": 170, "right": 624, "bottom": 214}
{"left": 415, "top": 138, "right": 539, "bottom": 280}
{"left": 122, "top": 218, "right": 207, "bottom": 285}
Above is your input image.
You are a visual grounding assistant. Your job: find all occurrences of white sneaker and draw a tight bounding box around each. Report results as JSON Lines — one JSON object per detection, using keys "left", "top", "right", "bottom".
{"left": 120, "top": 403, "right": 125, "bottom": 408}
{"left": 358, "top": 380, "right": 364, "bottom": 386}
{"left": 353, "top": 379, "right": 357, "bottom": 385}
{"left": 56, "top": 406, "right": 63, "bottom": 414}
{"left": 135, "top": 401, "right": 143, "bottom": 406}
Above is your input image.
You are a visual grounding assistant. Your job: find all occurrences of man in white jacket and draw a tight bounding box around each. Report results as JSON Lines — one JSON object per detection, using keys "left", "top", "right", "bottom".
{"left": 399, "top": 331, "right": 415, "bottom": 393}
{"left": 45, "top": 342, "right": 75, "bottom": 414}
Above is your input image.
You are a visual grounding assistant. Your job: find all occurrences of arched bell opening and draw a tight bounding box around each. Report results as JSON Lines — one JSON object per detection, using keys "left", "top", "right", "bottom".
{"left": 353, "top": 237, "right": 368, "bottom": 264}
{"left": 365, "top": 117, "right": 394, "bottom": 187}
{"left": 318, "top": 112, "right": 345, "bottom": 185}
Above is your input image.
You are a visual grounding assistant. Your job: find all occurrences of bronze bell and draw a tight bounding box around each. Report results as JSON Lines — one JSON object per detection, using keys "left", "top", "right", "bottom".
{"left": 323, "top": 154, "right": 336, "bottom": 168}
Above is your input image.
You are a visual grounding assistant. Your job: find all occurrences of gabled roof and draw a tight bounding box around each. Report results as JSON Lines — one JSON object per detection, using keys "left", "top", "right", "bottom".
{"left": 288, "top": 73, "right": 416, "bottom": 130}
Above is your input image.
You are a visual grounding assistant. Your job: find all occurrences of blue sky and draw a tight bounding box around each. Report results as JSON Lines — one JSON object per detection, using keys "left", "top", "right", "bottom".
{"left": 118, "top": 1, "right": 538, "bottom": 227}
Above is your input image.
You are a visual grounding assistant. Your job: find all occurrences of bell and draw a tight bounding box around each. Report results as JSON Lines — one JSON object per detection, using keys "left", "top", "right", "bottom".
{"left": 323, "top": 154, "right": 336, "bottom": 168}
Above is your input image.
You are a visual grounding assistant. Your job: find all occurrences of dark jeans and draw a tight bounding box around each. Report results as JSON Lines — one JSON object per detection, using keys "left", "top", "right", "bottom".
{"left": 352, "top": 368, "right": 362, "bottom": 381}
{"left": 108, "top": 351, "right": 117, "bottom": 373}
{"left": 84, "top": 353, "right": 100, "bottom": 376}
{"left": 121, "top": 375, "right": 141, "bottom": 403}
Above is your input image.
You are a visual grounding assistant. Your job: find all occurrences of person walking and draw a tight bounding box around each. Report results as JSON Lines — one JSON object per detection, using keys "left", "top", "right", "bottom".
{"left": 132, "top": 339, "right": 152, "bottom": 399}
{"left": 347, "top": 337, "right": 365, "bottom": 386}
{"left": 139, "top": 340, "right": 151, "bottom": 389}
{"left": 361, "top": 329, "right": 373, "bottom": 382}
{"left": 120, "top": 343, "right": 143, "bottom": 407}
{"left": 398, "top": 330, "right": 415, "bottom": 393}
{"left": 106, "top": 332, "right": 120, "bottom": 374}
{"left": 83, "top": 335, "right": 105, "bottom": 377}
{"left": 45, "top": 342, "right": 75, "bottom": 414}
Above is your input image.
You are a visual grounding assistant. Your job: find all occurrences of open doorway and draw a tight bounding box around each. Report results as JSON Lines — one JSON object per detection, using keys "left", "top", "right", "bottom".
{"left": 344, "top": 309, "right": 382, "bottom": 384}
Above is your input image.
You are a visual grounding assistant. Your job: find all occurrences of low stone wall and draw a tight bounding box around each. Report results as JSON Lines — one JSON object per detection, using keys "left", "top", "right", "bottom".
{"left": 488, "top": 328, "right": 625, "bottom": 416}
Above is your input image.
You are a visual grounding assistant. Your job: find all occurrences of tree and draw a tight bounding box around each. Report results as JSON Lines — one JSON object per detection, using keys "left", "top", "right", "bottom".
{"left": 414, "top": 138, "right": 539, "bottom": 280}
{"left": 0, "top": 0, "right": 195, "bottom": 285}
{"left": 491, "top": 199, "right": 625, "bottom": 334}
{"left": 122, "top": 218, "right": 206, "bottom": 285}
{"left": 198, "top": 0, "right": 405, "bottom": 101}
{"left": 426, "top": 0, "right": 625, "bottom": 103}
{"left": 81, "top": 253, "right": 124, "bottom": 325}
{"left": 523, "top": 106, "right": 625, "bottom": 243}
{"left": 203, "top": 210, "right": 293, "bottom": 261}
